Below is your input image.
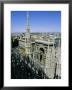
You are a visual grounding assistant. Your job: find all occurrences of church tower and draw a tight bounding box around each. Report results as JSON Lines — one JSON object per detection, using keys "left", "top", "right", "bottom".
{"left": 26, "top": 11, "right": 30, "bottom": 34}
{"left": 25, "top": 11, "right": 31, "bottom": 57}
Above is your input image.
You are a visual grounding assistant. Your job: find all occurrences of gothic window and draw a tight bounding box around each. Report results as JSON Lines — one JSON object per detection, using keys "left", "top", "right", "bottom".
{"left": 39, "top": 48, "right": 44, "bottom": 62}
{"left": 37, "top": 54, "right": 39, "bottom": 59}
{"left": 40, "top": 54, "right": 42, "bottom": 62}
{"left": 26, "top": 38, "right": 27, "bottom": 43}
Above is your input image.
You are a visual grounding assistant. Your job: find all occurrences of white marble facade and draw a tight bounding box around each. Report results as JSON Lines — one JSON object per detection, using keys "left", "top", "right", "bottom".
{"left": 18, "top": 12, "right": 61, "bottom": 79}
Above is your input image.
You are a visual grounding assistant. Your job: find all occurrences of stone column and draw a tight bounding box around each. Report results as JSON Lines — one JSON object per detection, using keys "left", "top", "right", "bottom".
{"left": 45, "top": 42, "right": 56, "bottom": 79}
{"left": 44, "top": 44, "right": 50, "bottom": 77}
{"left": 33, "top": 52, "right": 35, "bottom": 60}
{"left": 56, "top": 46, "right": 61, "bottom": 78}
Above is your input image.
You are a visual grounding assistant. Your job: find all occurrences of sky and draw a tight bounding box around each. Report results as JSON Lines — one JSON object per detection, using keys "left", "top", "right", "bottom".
{"left": 11, "top": 11, "right": 61, "bottom": 33}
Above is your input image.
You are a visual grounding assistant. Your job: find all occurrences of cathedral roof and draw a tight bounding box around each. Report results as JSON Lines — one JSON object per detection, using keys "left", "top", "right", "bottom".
{"left": 35, "top": 40, "right": 54, "bottom": 45}
{"left": 19, "top": 39, "right": 25, "bottom": 42}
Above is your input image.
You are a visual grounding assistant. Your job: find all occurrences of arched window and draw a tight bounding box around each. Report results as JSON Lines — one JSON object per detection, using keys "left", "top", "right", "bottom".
{"left": 39, "top": 48, "right": 44, "bottom": 62}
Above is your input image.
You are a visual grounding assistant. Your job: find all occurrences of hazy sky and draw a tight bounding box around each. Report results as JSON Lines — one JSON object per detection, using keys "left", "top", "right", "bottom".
{"left": 11, "top": 11, "right": 61, "bottom": 33}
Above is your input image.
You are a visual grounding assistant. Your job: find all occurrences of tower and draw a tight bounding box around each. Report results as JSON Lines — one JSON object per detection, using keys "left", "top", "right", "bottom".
{"left": 45, "top": 39, "right": 56, "bottom": 79}
{"left": 26, "top": 11, "right": 30, "bottom": 33}
{"left": 25, "top": 11, "right": 31, "bottom": 57}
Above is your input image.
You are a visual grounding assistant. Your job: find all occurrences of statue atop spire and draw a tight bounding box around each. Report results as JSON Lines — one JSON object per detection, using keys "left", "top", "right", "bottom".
{"left": 25, "top": 11, "right": 31, "bottom": 57}
{"left": 26, "top": 11, "right": 30, "bottom": 33}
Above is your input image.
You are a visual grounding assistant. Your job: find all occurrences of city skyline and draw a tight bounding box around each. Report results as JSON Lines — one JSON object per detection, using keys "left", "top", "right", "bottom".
{"left": 11, "top": 11, "right": 61, "bottom": 33}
